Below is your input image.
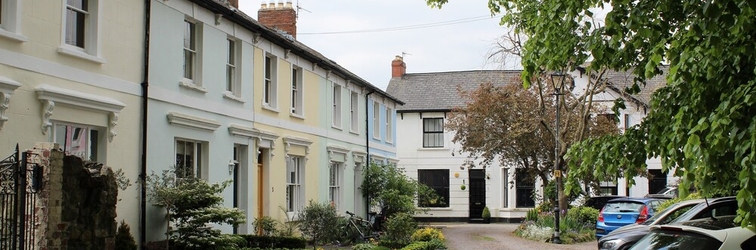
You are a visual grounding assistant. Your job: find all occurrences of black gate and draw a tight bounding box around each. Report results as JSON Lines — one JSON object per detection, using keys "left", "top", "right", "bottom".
{"left": 0, "top": 144, "right": 42, "bottom": 250}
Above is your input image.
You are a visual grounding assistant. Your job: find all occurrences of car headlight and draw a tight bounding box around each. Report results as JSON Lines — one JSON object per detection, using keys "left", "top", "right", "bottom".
{"left": 600, "top": 239, "right": 626, "bottom": 250}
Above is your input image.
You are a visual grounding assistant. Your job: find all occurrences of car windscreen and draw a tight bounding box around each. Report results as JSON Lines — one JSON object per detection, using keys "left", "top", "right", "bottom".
{"left": 603, "top": 201, "right": 644, "bottom": 213}
{"left": 643, "top": 203, "right": 696, "bottom": 225}
{"left": 629, "top": 230, "right": 723, "bottom": 250}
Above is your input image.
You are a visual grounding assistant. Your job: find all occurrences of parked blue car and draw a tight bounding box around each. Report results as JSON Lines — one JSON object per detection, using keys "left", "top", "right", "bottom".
{"left": 595, "top": 197, "right": 663, "bottom": 239}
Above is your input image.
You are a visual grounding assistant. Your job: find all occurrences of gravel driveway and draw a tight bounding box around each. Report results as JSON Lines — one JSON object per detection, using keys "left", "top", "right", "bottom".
{"left": 437, "top": 223, "right": 596, "bottom": 250}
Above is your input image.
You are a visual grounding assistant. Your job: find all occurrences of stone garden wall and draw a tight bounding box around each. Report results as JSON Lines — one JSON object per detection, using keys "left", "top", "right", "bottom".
{"left": 30, "top": 143, "right": 118, "bottom": 250}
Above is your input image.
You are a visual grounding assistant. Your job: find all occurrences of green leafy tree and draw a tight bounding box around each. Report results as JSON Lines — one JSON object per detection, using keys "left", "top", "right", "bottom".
{"left": 427, "top": 0, "right": 756, "bottom": 226}
{"left": 146, "top": 167, "right": 246, "bottom": 249}
{"left": 360, "top": 163, "right": 439, "bottom": 218}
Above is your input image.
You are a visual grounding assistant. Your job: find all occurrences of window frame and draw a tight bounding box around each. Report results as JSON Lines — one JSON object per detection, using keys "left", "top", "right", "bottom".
{"left": 175, "top": 138, "right": 205, "bottom": 179}
{"left": 373, "top": 102, "right": 380, "bottom": 139}
{"left": 329, "top": 162, "right": 343, "bottom": 210}
{"left": 59, "top": 0, "right": 103, "bottom": 63}
{"left": 332, "top": 84, "right": 342, "bottom": 128}
{"left": 52, "top": 122, "right": 104, "bottom": 162}
{"left": 263, "top": 54, "right": 278, "bottom": 109}
{"left": 417, "top": 169, "right": 450, "bottom": 208}
{"left": 290, "top": 66, "right": 303, "bottom": 116}
{"left": 182, "top": 20, "right": 198, "bottom": 82}
{"left": 515, "top": 168, "right": 535, "bottom": 208}
{"left": 422, "top": 118, "right": 444, "bottom": 148}
{"left": 0, "top": 0, "right": 26, "bottom": 42}
{"left": 350, "top": 91, "right": 359, "bottom": 133}
{"left": 225, "top": 37, "right": 240, "bottom": 97}
{"left": 286, "top": 156, "right": 304, "bottom": 214}
{"left": 385, "top": 107, "right": 393, "bottom": 143}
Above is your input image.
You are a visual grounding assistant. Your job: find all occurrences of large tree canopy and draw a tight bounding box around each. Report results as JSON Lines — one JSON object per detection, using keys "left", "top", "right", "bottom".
{"left": 446, "top": 81, "right": 619, "bottom": 197}
{"left": 427, "top": 0, "right": 756, "bottom": 226}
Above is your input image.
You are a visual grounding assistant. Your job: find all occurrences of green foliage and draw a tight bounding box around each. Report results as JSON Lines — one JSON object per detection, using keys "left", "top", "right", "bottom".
{"left": 565, "top": 207, "right": 599, "bottom": 228}
{"left": 381, "top": 212, "right": 417, "bottom": 248}
{"left": 400, "top": 239, "right": 446, "bottom": 250}
{"left": 240, "top": 235, "right": 307, "bottom": 249}
{"left": 115, "top": 220, "right": 137, "bottom": 250}
{"left": 482, "top": 207, "right": 491, "bottom": 219}
{"left": 431, "top": 0, "right": 756, "bottom": 228}
{"left": 146, "top": 167, "right": 246, "bottom": 250}
{"left": 525, "top": 208, "right": 538, "bottom": 222}
{"left": 410, "top": 227, "right": 445, "bottom": 242}
{"left": 297, "top": 200, "right": 340, "bottom": 246}
{"left": 515, "top": 206, "right": 596, "bottom": 243}
{"left": 252, "top": 216, "right": 278, "bottom": 236}
{"left": 360, "top": 163, "right": 440, "bottom": 218}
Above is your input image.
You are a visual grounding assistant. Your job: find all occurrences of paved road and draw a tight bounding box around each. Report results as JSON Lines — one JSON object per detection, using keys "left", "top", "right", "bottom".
{"left": 436, "top": 223, "right": 596, "bottom": 250}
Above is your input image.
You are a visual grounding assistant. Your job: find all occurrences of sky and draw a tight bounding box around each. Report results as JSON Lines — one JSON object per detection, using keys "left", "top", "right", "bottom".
{"left": 239, "top": 0, "right": 514, "bottom": 91}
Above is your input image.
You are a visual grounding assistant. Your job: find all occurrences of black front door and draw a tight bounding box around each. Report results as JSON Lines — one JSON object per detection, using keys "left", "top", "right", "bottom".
{"left": 468, "top": 169, "right": 486, "bottom": 222}
{"left": 648, "top": 169, "right": 667, "bottom": 194}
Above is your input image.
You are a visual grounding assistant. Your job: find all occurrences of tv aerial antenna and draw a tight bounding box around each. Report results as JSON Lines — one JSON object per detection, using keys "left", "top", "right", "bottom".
{"left": 296, "top": 0, "right": 312, "bottom": 20}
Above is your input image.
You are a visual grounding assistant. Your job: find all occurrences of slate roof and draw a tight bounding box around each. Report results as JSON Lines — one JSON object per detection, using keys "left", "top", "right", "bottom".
{"left": 385, "top": 70, "right": 522, "bottom": 112}
{"left": 190, "top": 0, "right": 404, "bottom": 105}
{"left": 598, "top": 66, "right": 668, "bottom": 109}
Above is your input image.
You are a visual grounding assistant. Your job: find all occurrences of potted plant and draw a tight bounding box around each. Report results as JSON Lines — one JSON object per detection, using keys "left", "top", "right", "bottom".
{"left": 482, "top": 206, "right": 491, "bottom": 224}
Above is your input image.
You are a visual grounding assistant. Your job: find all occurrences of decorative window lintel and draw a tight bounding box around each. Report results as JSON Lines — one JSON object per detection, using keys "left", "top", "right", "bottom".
{"left": 166, "top": 112, "right": 220, "bottom": 131}
{"left": 35, "top": 84, "right": 124, "bottom": 141}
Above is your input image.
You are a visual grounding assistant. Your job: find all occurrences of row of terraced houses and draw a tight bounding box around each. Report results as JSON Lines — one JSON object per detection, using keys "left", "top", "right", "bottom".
{"left": 0, "top": 0, "right": 673, "bottom": 246}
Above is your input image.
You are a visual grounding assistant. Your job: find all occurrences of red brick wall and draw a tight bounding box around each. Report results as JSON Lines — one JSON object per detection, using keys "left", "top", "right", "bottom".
{"left": 258, "top": 8, "right": 297, "bottom": 38}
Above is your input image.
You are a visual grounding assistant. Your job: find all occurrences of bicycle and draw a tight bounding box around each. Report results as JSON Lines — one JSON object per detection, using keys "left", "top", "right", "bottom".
{"left": 338, "top": 211, "right": 381, "bottom": 245}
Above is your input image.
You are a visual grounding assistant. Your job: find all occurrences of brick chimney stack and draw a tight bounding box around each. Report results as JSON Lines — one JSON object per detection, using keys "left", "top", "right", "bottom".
{"left": 391, "top": 55, "right": 406, "bottom": 78}
{"left": 258, "top": 0, "right": 297, "bottom": 39}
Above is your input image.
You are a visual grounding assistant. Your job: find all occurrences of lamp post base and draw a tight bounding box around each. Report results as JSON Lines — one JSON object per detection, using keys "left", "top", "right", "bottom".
{"left": 551, "top": 232, "right": 562, "bottom": 244}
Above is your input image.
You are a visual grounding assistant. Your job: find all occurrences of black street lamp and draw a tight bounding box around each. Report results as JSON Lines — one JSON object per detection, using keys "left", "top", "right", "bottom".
{"left": 550, "top": 71, "right": 567, "bottom": 244}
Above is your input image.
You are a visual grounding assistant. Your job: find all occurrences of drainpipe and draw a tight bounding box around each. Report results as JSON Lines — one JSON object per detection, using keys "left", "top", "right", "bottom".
{"left": 365, "top": 89, "right": 375, "bottom": 217}
{"left": 139, "top": 0, "right": 151, "bottom": 248}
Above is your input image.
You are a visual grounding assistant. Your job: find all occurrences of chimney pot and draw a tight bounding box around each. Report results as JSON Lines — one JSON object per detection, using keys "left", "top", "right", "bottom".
{"left": 260, "top": 1, "right": 267, "bottom": 10}
{"left": 285, "top": 0, "right": 293, "bottom": 9}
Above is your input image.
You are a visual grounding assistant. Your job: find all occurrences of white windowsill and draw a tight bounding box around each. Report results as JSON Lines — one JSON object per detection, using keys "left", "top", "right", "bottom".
{"left": 332, "top": 124, "right": 343, "bottom": 131}
{"left": 349, "top": 130, "right": 360, "bottom": 136}
{"left": 418, "top": 147, "right": 449, "bottom": 151}
{"left": 262, "top": 104, "right": 279, "bottom": 113}
{"left": 290, "top": 112, "right": 305, "bottom": 120}
{"left": 57, "top": 45, "right": 106, "bottom": 64}
{"left": 179, "top": 78, "right": 207, "bottom": 93}
{"left": 222, "top": 92, "right": 245, "bottom": 103}
{"left": 0, "top": 29, "right": 27, "bottom": 42}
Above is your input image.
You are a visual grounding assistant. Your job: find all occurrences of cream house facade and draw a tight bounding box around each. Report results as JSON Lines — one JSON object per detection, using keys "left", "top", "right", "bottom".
{"left": 0, "top": 0, "right": 145, "bottom": 241}
{"left": 145, "top": 0, "right": 402, "bottom": 241}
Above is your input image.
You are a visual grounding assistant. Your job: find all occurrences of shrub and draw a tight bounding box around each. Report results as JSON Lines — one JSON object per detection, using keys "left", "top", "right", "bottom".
{"left": 565, "top": 206, "right": 599, "bottom": 227}
{"left": 381, "top": 212, "right": 417, "bottom": 248}
{"left": 482, "top": 206, "right": 491, "bottom": 219}
{"left": 297, "top": 200, "right": 340, "bottom": 246}
{"left": 360, "top": 163, "right": 441, "bottom": 218}
{"left": 400, "top": 239, "right": 446, "bottom": 250}
{"left": 115, "top": 220, "right": 137, "bottom": 250}
{"left": 352, "top": 243, "right": 377, "bottom": 250}
{"left": 241, "top": 235, "right": 307, "bottom": 249}
{"left": 252, "top": 216, "right": 278, "bottom": 236}
{"left": 410, "top": 227, "right": 445, "bottom": 242}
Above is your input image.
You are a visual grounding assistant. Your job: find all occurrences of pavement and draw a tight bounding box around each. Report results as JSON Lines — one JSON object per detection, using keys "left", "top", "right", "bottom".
{"left": 433, "top": 223, "right": 596, "bottom": 250}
